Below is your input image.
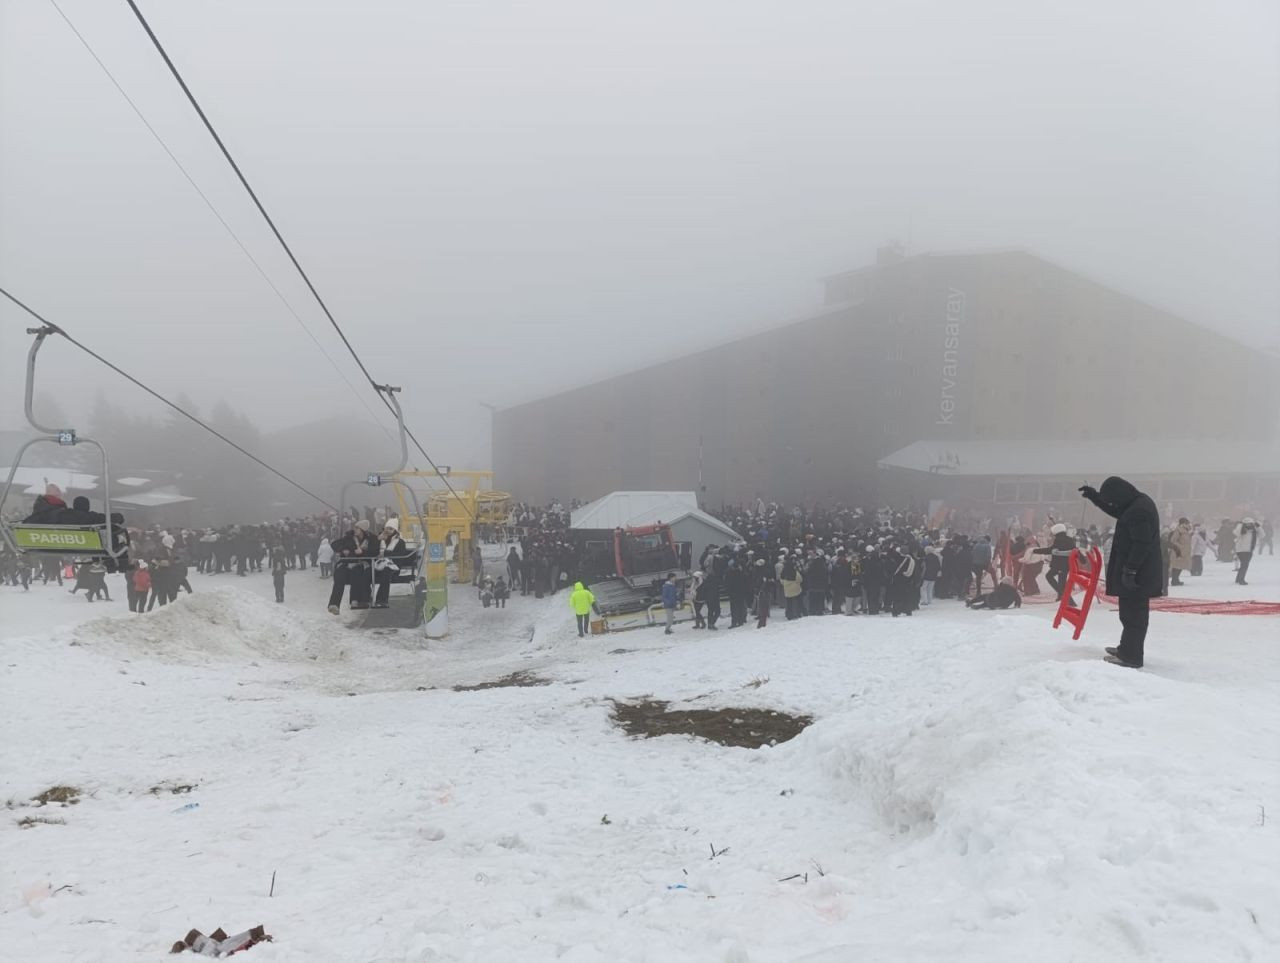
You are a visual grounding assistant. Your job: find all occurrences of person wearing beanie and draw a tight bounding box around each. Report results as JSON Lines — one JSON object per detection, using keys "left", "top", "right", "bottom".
{"left": 373, "top": 518, "right": 410, "bottom": 608}
{"left": 689, "top": 570, "right": 707, "bottom": 628}
{"left": 1033, "top": 523, "right": 1078, "bottom": 600}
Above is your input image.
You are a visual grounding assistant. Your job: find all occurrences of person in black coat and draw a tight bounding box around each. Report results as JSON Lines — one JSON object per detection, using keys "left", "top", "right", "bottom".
{"left": 327, "top": 520, "right": 373, "bottom": 613}
{"left": 1080, "top": 476, "right": 1161, "bottom": 668}
{"left": 966, "top": 578, "right": 1022, "bottom": 609}
{"left": 725, "top": 559, "right": 750, "bottom": 628}
{"left": 805, "top": 553, "right": 829, "bottom": 616}
{"left": 829, "top": 551, "right": 853, "bottom": 614}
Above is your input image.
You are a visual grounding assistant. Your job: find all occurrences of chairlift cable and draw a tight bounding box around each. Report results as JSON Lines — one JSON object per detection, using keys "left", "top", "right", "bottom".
{"left": 47, "top": 0, "right": 400, "bottom": 452}
{"left": 123, "top": 0, "right": 473, "bottom": 518}
{"left": 0, "top": 287, "right": 338, "bottom": 512}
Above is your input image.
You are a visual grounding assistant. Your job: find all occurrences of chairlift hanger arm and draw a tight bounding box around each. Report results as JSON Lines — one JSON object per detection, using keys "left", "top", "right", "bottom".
{"left": 0, "top": 328, "right": 121, "bottom": 559}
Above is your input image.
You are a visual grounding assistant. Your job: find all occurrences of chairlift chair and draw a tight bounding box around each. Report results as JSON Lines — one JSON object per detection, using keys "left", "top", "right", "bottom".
{"left": 333, "top": 386, "right": 430, "bottom": 620}
{"left": 0, "top": 328, "right": 127, "bottom": 565}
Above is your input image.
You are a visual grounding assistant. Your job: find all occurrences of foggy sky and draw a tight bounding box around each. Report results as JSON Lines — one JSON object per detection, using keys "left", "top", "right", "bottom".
{"left": 2, "top": 0, "right": 1277, "bottom": 475}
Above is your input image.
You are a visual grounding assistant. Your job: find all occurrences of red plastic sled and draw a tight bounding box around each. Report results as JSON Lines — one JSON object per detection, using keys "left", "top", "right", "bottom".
{"left": 1052, "top": 546, "right": 1103, "bottom": 640}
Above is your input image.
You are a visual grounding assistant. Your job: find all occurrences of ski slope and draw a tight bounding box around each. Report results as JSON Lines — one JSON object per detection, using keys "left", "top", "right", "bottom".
{"left": 1, "top": 555, "right": 1277, "bottom": 962}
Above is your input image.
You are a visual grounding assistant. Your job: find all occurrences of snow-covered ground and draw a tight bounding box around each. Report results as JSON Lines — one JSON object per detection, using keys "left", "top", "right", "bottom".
{"left": 2, "top": 553, "right": 1277, "bottom": 962}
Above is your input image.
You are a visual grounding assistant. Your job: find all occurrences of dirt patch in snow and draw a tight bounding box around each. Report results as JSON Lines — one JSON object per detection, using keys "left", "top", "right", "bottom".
{"left": 453, "top": 671, "right": 552, "bottom": 692}
{"left": 148, "top": 782, "right": 197, "bottom": 796}
{"left": 33, "top": 785, "right": 82, "bottom": 806}
{"left": 610, "top": 699, "right": 812, "bottom": 749}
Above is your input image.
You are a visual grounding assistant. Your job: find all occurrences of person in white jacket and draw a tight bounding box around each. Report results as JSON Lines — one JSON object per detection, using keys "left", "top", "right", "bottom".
{"left": 1233, "top": 518, "right": 1261, "bottom": 586}
{"left": 316, "top": 538, "right": 334, "bottom": 579}
{"left": 1189, "top": 526, "right": 1211, "bottom": 577}
{"left": 374, "top": 519, "right": 411, "bottom": 607}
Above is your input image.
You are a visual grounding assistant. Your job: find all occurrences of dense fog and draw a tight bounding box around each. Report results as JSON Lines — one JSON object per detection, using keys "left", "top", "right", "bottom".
{"left": 2, "top": 0, "right": 1277, "bottom": 506}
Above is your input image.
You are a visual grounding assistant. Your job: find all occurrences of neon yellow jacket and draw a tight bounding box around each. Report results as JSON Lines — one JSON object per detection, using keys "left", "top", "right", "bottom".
{"left": 570, "top": 582, "right": 595, "bottom": 615}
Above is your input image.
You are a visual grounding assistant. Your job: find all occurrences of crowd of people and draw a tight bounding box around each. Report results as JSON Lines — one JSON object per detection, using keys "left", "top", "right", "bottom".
{"left": 3, "top": 483, "right": 1273, "bottom": 663}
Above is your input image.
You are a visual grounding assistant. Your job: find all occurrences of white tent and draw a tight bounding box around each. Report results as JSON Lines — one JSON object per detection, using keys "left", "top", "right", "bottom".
{"left": 570, "top": 491, "right": 742, "bottom": 568}
{"left": 570, "top": 491, "right": 700, "bottom": 530}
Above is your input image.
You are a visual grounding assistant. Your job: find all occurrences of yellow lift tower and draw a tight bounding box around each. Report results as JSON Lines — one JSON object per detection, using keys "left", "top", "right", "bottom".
{"left": 392, "top": 470, "right": 511, "bottom": 586}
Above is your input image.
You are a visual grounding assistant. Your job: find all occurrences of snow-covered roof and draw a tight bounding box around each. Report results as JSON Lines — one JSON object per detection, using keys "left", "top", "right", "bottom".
{"left": 626, "top": 505, "right": 743, "bottom": 541}
{"left": 112, "top": 491, "right": 196, "bottom": 508}
{"left": 878, "top": 440, "right": 1280, "bottom": 478}
{"left": 1, "top": 466, "right": 100, "bottom": 495}
{"left": 115, "top": 477, "right": 151, "bottom": 487}
{"left": 570, "top": 491, "right": 700, "bottom": 530}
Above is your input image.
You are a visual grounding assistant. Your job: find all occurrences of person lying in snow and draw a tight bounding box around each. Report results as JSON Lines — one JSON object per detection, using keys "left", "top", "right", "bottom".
{"left": 965, "top": 577, "right": 1022, "bottom": 609}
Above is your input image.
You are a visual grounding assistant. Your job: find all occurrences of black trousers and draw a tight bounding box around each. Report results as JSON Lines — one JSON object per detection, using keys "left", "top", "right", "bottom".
{"left": 329, "top": 563, "right": 372, "bottom": 608}
{"left": 1117, "top": 594, "right": 1149, "bottom": 667}
{"left": 706, "top": 595, "right": 721, "bottom": 628}
{"left": 807, "top": 590, "right": 826, "bottom": 615}
{"left": 1236, "top": 552, "right": 1253, "bottom": 584}
{"left": 756, "top": 590, "right": 770, "bottom": 627}
{"left": 729, "top": 594, "right": 747, "bottom": 626}
{"left": 576, "top": 613, "right": 590, "bottom": 636}
{"left": 1045, "top": 566, "right": 1067, "bottom": 599}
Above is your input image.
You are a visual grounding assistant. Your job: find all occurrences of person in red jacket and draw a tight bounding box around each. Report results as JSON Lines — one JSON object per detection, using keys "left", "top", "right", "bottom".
{"left": 130, "top": 562, "right": 151, "bottom": 614}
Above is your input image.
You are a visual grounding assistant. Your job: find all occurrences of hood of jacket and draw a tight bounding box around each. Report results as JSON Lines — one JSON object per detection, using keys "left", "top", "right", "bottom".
{"left": 1099, "top": 475, "right": 1140, "bottom": 512}
{"left": 574, "top": 581, "right": 585, "bottom": 591}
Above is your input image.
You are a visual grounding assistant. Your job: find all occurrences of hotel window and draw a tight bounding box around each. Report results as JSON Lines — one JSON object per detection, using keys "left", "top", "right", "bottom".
{"left": 995, "top": 482, "right": 1019, "bottom": 503}
{"left": 1040, "top": 481, "right": 1065, "bottom": 502}
{"left": 1160, "top": 479, "right": 1190, "bottom": 501}
{"left": 1017, "top": 482, "right": 1040, "bottom": 502}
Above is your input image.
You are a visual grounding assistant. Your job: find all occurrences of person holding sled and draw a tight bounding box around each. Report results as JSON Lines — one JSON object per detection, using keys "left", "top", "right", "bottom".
{"left": 1079, "top": 476, "right": 1161, "bottom": 668}
{"left": 1033, "top": 523, "right": 1076, "bottom": 600}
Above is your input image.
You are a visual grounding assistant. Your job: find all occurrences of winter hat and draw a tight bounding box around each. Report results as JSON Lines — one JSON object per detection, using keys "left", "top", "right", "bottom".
{"left": 355, "top": 519, "right": 371, "bottom": 532}
{"left": 162, "top": 535, "right": 175, "bottom": 549}
{"left": 1243, "top": 517, "right": 1256, "bottom": 525}
{"left": 384, "top": 518, "right": 400, "bottom": 533}
{"left": 1050, "top": 523, "right": 1067, "bottom": 535}
{"left": 45, "top": 482, "right": 63, "bottom": 498}
{"left": 755, "top": 558, "right": 766, "bottom": 566}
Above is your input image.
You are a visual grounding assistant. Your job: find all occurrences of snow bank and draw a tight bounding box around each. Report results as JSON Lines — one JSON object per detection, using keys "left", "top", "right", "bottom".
{"left": 801, "top": 657, "right": 1277, "bottom": 957}
{"left": 72, "top": 587, "right": 347, "bottom": 665}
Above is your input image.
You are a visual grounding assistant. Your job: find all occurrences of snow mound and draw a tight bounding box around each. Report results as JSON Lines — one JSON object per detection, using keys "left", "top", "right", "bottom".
{"left": 801, "top": 658, "right": 1276, "bottom": 956}
{"left": 73, "top": 587, "right": 348, "bottom": 664}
